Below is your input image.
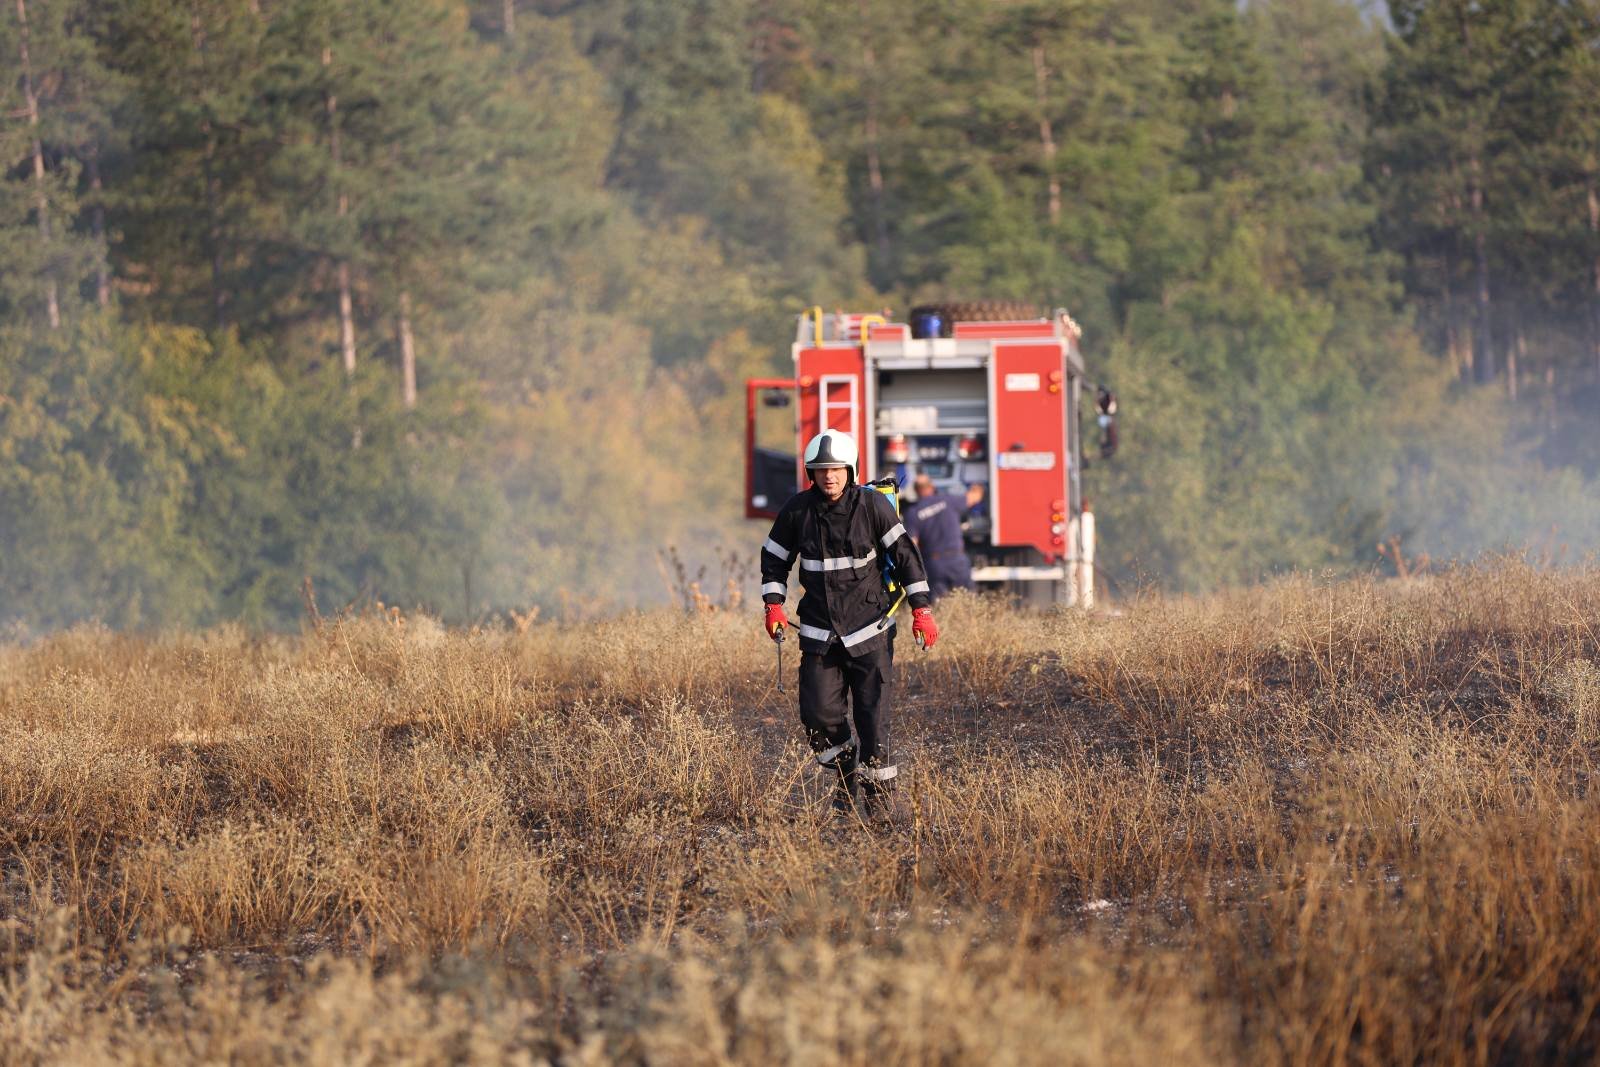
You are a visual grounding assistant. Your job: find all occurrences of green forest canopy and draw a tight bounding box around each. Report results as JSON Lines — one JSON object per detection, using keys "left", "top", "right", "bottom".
{"left": 2, "top": 0, "right": 1598, "bottom": 630}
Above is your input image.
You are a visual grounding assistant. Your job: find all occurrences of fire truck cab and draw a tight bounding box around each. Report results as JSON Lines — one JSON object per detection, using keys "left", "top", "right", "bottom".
{"left": 746, "top": 305, "right": 1097, "bottom": 607}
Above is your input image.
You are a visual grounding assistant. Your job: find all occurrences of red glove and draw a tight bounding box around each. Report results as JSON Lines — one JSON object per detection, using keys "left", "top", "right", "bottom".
{"left": 765, "top": 603, "right": 788, "bottom": 640}
{"left": 911, "top": 607, "right": 939, "bottom": 650}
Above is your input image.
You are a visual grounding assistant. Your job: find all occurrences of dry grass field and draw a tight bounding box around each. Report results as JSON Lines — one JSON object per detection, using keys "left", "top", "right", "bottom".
{"left": 4, "top": 561, "right": 1600, "bottom": 1065}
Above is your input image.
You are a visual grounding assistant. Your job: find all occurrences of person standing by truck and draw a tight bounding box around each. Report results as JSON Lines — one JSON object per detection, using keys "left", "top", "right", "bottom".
{"left": 904, "top": 473, "right": 975, "bottom": 600}
{"left": 760, "top": 429, "right": 940, "bottom": 818}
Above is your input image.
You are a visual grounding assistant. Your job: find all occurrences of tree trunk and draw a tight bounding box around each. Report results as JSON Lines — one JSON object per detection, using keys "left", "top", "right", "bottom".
{"left": 1440, "top": 175, "right": 1470, "bottom": 380}
{"left": 398, "top": 290, "right": 417, "bottom": 409}
{"left": 1515, "top": 328, "right": 1526, "bottom": 401}
{"left": 503, "top": 0, "right": 515, "bottom": 38}
{"left": 1444, "top": 317, "right": 1462, "bottom": 378}
{"left": 1457, "top": 16, "right": 1494, "bottom": 387}
{"left": 337, "top": 262, "right": 356, "bottom": 375}
{"left": 863, "top": 101, "right": 889, "bottom": 256}
{"left": 1545, "top": 364, "right": 1556, "bottom": 430}
{"left": 15, "top": 0, "right": 60, "bottom": 330}
{"left": 1471, "top": 231, "right": 1493, "bottom": 384}
{"left": 1505, "top": 310, "right": 1521, "bottom": 403}
{"left": 863, "top": 95, "right": 889, "bottom": 262}
{"left": 1445, "top": 298, "right": 1470, "bottom": 381}
{"left": 1589, "top": 180, "right": 1600, "bottom": 383}
{"left": 203, "top": 125, "right": 225, "bottom": 329}
{"left": 191, "top": 12, "right": 226, "bottom": 329}
{"left": 856, "top": 3, "right": 890, "bottom": 267}
{"left": 87, "top": 147, "right": 109, "bottom": 307}
{"left": 324, "top": 47, "right": 357, "bottom": 376}
{"left": 1468, "top": 152, "right": 1494, "bottom": 385}
{"left": 1032, "top": 44, "right": 1061, "bottom": 226}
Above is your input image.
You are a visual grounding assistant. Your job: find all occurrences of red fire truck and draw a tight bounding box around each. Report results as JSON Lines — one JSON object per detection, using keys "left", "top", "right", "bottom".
{"left": 744, "top": 302, "right": 1106, "bottom": 607}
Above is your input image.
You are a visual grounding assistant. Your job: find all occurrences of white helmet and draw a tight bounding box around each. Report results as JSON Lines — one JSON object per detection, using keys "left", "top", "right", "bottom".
{"left": 804, "top": 428, "right": 858, "bottom": 481}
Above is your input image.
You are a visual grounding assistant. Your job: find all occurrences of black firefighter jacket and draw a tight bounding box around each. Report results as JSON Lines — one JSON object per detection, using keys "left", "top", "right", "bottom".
{"left": 760, "top": 485, "right": 933, "bottom": 657}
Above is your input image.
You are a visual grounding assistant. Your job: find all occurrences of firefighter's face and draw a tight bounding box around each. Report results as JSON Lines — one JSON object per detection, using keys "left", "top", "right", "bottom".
{"left": 812, "top": 465, "right": 849, "bottom": 499}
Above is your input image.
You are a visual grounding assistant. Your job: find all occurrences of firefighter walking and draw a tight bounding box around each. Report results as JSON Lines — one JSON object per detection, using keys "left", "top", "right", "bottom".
{"left": 760, "top": 429, "right": 940, "bottom": 817}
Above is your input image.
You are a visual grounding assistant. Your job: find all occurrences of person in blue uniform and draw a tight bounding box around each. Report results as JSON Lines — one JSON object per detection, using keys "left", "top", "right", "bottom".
{"left": 903, "top": 473, "right": 975, "bottom": 601}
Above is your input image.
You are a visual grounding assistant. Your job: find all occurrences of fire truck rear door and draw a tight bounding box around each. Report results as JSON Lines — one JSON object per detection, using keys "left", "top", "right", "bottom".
{"left": 795, "top": 346, "right": 869, "bottom": 480}
{"left": 988, "top": 342, "right": 1069, "bottom": 560}
{"left": 745, "top": 377, "right": 798, "bottom": 520}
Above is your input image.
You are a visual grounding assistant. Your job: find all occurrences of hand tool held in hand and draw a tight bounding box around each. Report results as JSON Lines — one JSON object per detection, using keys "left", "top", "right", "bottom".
{"left": 775, "top": 624, "right": 785, "bottom": 693}
{"left": 765, "top": 603, "right": 789, "bottom": 692}
{"left": 764, "top": 602, "right": 788, "bottom": 640}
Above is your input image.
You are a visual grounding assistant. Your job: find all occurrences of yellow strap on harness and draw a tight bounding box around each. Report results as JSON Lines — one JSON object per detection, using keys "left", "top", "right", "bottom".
{"left": 867, "top": 479, "right": 907, "bottom": 619}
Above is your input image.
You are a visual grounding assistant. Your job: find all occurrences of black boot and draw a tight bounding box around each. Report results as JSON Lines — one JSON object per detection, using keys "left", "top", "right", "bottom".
{"left": 858, "top": 764, "right": 899, "bottom": 825}
{"left": 830, "top": 751, "right": 860, "bottom": 816}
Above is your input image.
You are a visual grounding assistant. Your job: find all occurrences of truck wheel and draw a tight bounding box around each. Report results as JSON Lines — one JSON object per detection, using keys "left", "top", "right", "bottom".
{"left": 908, "top": 301, "right": 1041, "bottom": 337}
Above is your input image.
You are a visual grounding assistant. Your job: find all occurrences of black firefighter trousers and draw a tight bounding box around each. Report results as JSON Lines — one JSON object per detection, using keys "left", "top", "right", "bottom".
{"left": 798, "top": 638, "right": 896, "bottom": 795}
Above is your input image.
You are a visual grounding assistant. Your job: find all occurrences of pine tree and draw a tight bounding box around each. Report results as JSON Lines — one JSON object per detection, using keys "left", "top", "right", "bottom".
{"left": 1374, "top": 0, "right": 1554, "bottom": 387}
{"left": 566, "top": 0, "right": 862, "bottom": 334}
{"left": 0, "top": 318, "right": 218, "bottom": 628}
{"left": 98, "top": 0, "right": 286, "bottom": 333}
{"left": 1093, "top": 0, "right": 1405, "bottom": 585}
{"left": 0, "top": 0, "right": 109, "bottom": 328}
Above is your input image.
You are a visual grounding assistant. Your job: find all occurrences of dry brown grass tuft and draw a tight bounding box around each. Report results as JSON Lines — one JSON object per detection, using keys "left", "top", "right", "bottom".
{"left": 4, "top": 560, "right": 1600, "bottom": 1063}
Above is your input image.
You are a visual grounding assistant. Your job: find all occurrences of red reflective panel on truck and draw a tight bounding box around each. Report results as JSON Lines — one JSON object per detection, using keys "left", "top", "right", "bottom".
{"left": 989, "top": 343, "right": 1069, "bottom": 561}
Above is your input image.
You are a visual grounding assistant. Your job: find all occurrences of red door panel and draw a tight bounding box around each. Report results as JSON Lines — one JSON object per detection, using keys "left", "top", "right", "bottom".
{"left": 795, "top": 346, "right": 868, "bottom": 481}
{"left": 988, "top": 342, "right": 1068, "bottom": 560}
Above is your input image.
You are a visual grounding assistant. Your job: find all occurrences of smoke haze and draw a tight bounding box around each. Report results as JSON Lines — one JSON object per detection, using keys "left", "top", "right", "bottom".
{"left": 1, "top": 0, "right": 1596, "bottom": 633}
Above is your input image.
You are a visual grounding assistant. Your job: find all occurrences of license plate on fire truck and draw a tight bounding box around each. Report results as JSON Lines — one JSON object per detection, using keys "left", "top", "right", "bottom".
{"left": 996, "top": 451, "right": 1056, "bottom": 470}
